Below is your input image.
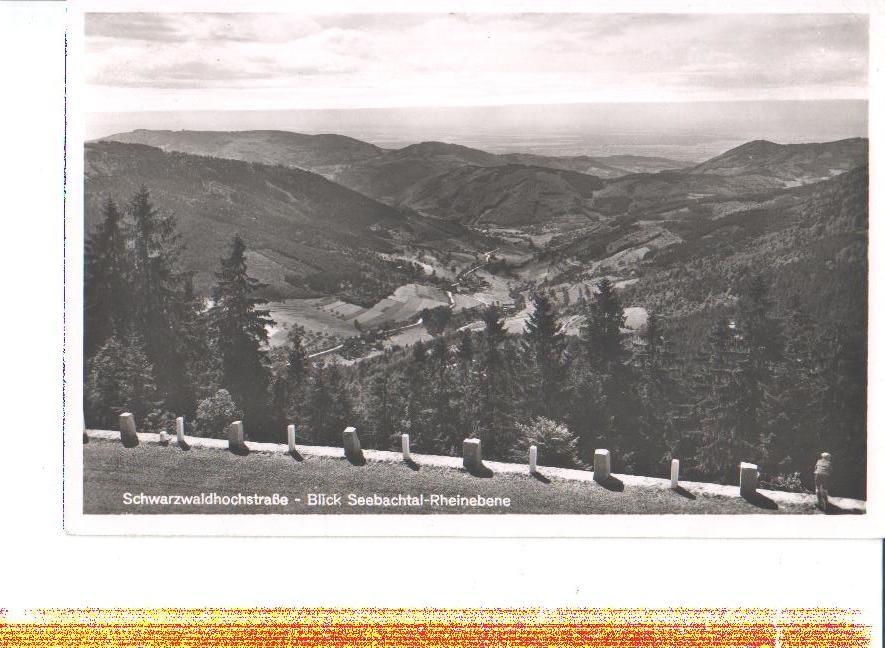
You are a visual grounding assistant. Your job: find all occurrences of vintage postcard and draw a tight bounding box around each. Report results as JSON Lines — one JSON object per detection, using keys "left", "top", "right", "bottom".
{"left": 63, "top": 3, "right": 881, "bottom": 536}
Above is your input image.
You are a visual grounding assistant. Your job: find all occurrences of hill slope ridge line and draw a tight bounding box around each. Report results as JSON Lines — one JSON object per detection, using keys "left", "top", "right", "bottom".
{"left": 84, "top": 430, "right": 866, "bottom": 510}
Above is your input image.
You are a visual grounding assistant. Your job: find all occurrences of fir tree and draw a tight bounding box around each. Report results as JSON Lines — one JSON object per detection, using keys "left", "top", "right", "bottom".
{"left": 427, "top": 335, "right": 458, "bottom": 452}
{"left": 455, "top": 330, "right": 480, "bottom": 441}
{"left": 84, "top": 196, "right": 131, "bottom": 354}
{"left": 521, "top": 293, "right": 567, "bottom": 419}
{"left": 475, "top": 304, "right": 513, "bottom": 459}
{"left": 126, "top": 186, "right": 196, "bottom": 415}
{"left": 573, "top": 278, "right": 639, "bottom": 465}
{"left": 365, "top": 372, "right": 396, "bottom": 449}
{"left": 208, "top": 234, "right": 274, "bottom": 435}
{"left": 697, "top": 314, "right": 762, "bottom": 481}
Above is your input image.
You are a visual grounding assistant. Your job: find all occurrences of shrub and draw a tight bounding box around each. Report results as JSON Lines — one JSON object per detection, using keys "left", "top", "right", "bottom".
{"left": 143, "top": 409, "right": 174, "bottom": 435}
{"left": 85, "top": 335, "right": 159, "bottom": 429}
{"left": 510, "top": 417, "right": 585, "bottom": 469}
{"left": 761, "top": 472, "right": 810, "bottom": 494}
{"left": 194, "top": 389, "right": 242, "bottom": 439}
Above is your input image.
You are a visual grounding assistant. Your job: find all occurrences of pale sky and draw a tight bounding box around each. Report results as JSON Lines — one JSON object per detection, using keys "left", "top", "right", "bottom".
{"left": 85, "top": 13, "right": 869, "bottom": 113}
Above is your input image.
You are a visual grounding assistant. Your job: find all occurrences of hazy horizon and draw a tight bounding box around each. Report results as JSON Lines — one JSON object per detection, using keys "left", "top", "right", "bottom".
{"left": 87, "top": 99, "right": 867, "bottom": 161}
{"left": 86, "top": 13, "right": 867, "bottom": 160}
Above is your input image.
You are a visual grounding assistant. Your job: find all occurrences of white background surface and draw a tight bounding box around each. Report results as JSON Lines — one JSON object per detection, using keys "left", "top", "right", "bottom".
{"left": 0, "top": 1, "right": 880, "bottom": 639}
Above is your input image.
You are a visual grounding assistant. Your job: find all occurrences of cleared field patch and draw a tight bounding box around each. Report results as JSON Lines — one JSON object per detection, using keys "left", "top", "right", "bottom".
{"left": 357, "top": 283, "right": 451, "bottom": 327}
{"left": 83, "top": 439, "right": 822, "bottom": 515}
{"left": 266, "top": 297, "right": 360, "bottom": 345}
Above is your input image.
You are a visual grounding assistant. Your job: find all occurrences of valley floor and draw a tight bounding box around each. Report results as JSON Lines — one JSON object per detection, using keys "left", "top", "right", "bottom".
{"left": 82, "top": 438, "right": 862, "bottom": 515}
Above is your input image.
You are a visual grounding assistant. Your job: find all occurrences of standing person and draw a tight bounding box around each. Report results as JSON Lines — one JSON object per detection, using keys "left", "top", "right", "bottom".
{"left": 814, "top": 452, "right": 832, "bottom": 512}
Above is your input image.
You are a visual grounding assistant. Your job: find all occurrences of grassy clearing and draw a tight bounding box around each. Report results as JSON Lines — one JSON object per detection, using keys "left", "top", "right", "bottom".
{"left": 83, "top": 439, "right": 820, "bottom": 515}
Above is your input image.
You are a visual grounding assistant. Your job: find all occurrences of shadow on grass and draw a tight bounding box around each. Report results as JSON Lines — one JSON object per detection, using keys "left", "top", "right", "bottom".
{"left": 83, "top": 432, "right": 89, "bottom": 444}
{"left": 345, "top": 451, "right": 366, "bottom": 466}
{"left": 121, "top": 436, "right": 139, "bottom": 449}
{"left": 229, "top": 443, "right": 250, "bottom": 457}
{"left": 595, "top": 475, "right": 624, "bottom": 492}
{"left": 177, "top": 439, "right": 191, "bottom": 451}
{"left": 404, "top": 458, "right": 420, "bottom": 472}
{"left": 289, "top": 448, "right": 304, "bottom": 462}
{"left": 673, "top": 485, "right": 696, "bottom": 500}
{"left": 743, "top": 491, "right": 778, "bottom": 510}
{"left": 531, "top": 471, "right": 551, "bottom": 484}
{"left": 826, "top": 501, "right": 864, "bottom": 515}
{"left": 465, "top": 463, "right": 494, "bottom": 479}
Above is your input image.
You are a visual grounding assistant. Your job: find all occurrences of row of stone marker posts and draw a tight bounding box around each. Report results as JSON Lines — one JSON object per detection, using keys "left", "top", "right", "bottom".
{"left": 114, "top": 412, "right": 763, "bottom": 496}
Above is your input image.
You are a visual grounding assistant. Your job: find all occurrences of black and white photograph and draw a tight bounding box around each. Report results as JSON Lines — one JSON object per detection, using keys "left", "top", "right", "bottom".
{"left": 76, "top": 10, "right": 870, "bottom": 522}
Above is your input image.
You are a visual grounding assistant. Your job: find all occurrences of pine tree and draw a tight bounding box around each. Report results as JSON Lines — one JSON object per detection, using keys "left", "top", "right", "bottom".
{"left": 324, "top": 364, "right": 354, "bottom": 444}
{"left": 427, "top": 335, "right": 458, "bottom": 452}
{"left": 697, "top": 313, "right": 763, "bottom": 482}
{"left": 573, "top": 278, "right": 639, "bottom": 465}
{"left": 208, "top": 234, "right": 274, "bottom": 436}
{"left": 475, "top": 304, "right": 514, "bottom": 459}
{"left": 84, "top": 196, "right": 131, "bottom": 354}
{"left": 280, "top": 324, "right": 310, "bottom": 426}
{"left": 765, "top": 299, "right": 825, "bottom": 482}
{"left": 631, "top": 311, "right": 679, "bottom": 476}
{"left": 817, "top": 324, "right": 867, "bottom": 497}
{"left": 521, "top": 293, "right": 567, "bottom": 419}
{"left": 697, "top": 273, "right": 783, "bottom": 481}
{"left": 126, "top": 186, "right": 196, "bottom": 415}
{"left": 580, "top": 278, "right": 625, "bottom": 370}
{"left": 365, "top": 372, "right": 396, "bottom": 449}
{"left": 304, "top": 364, "right": 333, "bottom": 444}
{"left": 403, "top": 339, "right": 431, "bottom": 450}
{"left": 454, "top": 330, "right": 479, "bottom": 442}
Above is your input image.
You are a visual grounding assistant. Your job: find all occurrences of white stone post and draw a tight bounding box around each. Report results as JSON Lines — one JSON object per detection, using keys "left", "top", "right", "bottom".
{"left": 158, "top": 430, "right": 169, "bottom": 446}
{"left": 287, "top": 424, "right": 297, "bottom": 454}
{"left": 119, "top": 412, "right": 139, "bottom": 447}
{"left": 176, "top": 416, "right": 186, "bottom": 446}
{"left": 228, "top": 420, "right": 245, "bottom": 449}
{"left": 529, "top": 445, "right": 538, "bottom": 474}
{"left": 401, "top": 434, "right": 411, "bottom": 462}
{"left": 593, "top": 449, "right": 611, "bottom": 482}
{"left": 739, "top": 462, "right": 759, "bottom": 496}
{"left": 670, "top": 459, "right": 680, "bottom": 489}
{"left": 463, "top": 438, "right": 482, "bottom": 472}
{"left": 343, "top": 426, "right": 363, "bottom": 462}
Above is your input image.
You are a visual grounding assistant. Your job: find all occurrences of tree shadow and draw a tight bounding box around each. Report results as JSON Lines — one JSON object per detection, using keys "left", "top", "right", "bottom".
{"left": 229, "top": 443, "right": 250, "bottom": 457}
{"left": 404, "top": 458, "right": 420, "bottom": 472}
{"left": 345, "top": 451, "right": 366, "bottom": 466}
{"left": 673, "top": 485, "right": 696, "bottom": 500}
{"left": 531, "top": 471, "right": 551, "bottom": 484}
{"left": 743, "top": 491, "right": 778, "bottom": 510}
{"left": 465, "top": 463, "right": 494, "bottom": 478}
{"left": 289, "top": 448, "right": 304, "bottom": 462}
{"left": 595, "top": 475, "right": 624, "bottom": 492}
{"left": 825, "top": 501, "right": 864, "bottom": 515}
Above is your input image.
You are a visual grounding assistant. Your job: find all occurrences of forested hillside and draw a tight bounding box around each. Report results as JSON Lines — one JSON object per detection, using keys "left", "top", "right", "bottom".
{"left": 83, "top": 135, "right": 868, "bottom": 500}
{"left": 85, "top": 141, "right": 465, "bottom": 301}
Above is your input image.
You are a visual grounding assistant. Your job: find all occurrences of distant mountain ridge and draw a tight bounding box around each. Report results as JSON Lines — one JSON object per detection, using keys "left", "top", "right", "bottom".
{"left": 691, "top": 137, "right": 867, "bottom": 186}
{"left": 100, "top": 129, "right": 384, "bottom": 169}
{"left": 100, "top": 129, "right": 688, "bottom": 179}
{"left": 96, "top": 130, "right": 868, "bottom": 228}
